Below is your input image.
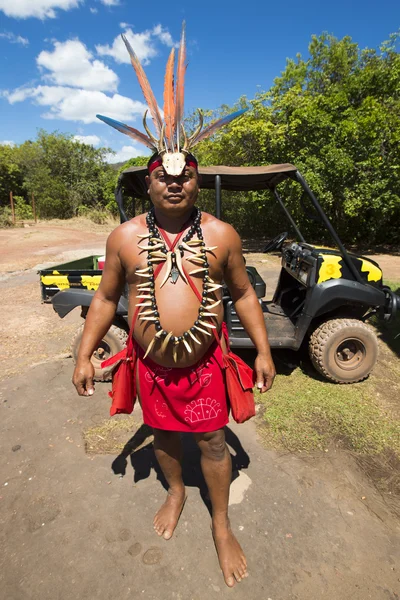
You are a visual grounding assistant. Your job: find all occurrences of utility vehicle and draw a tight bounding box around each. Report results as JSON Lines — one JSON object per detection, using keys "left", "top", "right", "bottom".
{"left": 40, "top": 163, "right": 399, "bottom": 383}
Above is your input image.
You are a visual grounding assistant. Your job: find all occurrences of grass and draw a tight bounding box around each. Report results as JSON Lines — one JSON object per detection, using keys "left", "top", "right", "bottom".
{"left": 256, "top": 367, "right": 400, "bottom": 455}
{"left": 83, "top": 415, "right": 151, "bottom": 454}
{"left": 257, "top": 281, "right": 400, "bottom": 457}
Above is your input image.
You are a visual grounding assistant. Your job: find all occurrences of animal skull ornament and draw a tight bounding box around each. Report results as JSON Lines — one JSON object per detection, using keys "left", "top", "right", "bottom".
{"left": 161, "top": 152, "right": 187, "bottom": 177}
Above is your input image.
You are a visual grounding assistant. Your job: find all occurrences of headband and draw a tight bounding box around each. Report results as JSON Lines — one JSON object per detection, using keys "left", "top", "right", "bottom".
{"left": 148, "top": 156, "right": 198, "bottom": 174}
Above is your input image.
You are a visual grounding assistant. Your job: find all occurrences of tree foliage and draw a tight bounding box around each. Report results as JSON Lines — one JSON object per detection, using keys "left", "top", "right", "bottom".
{"left": 0, "top": 131, "right": 119, "bottom": 220}
{"left": 195, "top": 33, "right": 400, "bottom": 244}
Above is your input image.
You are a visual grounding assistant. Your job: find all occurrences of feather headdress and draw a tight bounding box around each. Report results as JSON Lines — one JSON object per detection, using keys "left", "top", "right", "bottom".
{"left": 97, "top": 23, "right": 248, "bottom": 176}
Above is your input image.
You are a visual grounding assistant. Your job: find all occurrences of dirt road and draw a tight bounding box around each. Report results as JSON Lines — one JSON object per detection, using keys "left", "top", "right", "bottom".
{"left": 0, "top": 221, "right": 400, "bottom": 599}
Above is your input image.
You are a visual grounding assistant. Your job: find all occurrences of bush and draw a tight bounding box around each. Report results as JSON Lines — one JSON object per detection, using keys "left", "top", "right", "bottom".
{"left": 0, "top": 206, "right": 14, "bottom": 228}
{"left": 76, "top": 205, "right": 90, "bottom": 217}
{"left": 88, "top": 208, "right": 108, "bottom": 224}
{"left": 105, "top": 199, "right": 119, "bottom": 217}
{"left": 14, "top": 196, "right": 34, "bottom": 220}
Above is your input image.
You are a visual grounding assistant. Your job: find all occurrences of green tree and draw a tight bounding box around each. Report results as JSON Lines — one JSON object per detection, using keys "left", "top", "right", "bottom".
{"left": 15, "top": 131, "right": 113, "bottom": 218}
{"left": 0, "top": 144, "right": 24, "bottom": 208}
{"left": 195, "top": 33, "right": 400, "bottom": 244}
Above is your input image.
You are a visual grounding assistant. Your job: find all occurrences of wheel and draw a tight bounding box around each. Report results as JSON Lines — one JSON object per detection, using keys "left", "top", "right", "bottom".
{"left": 309, "top": 318, "right": 378, "bottom": 383}
{"left": 71, "top": 323, "right": 128, "bottom": 382}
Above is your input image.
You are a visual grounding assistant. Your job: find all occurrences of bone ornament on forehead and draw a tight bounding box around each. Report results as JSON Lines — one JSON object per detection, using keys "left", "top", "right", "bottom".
{"left": 135, "top": 207, "right": 221, "bottom": 362}
{"left": 96, "top": 22, "right": 248, "bottom": 177}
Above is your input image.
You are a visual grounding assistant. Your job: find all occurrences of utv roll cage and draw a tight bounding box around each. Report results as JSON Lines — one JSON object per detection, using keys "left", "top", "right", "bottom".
{"left": 115, "top": 163, "right": 366, "bottom": 287}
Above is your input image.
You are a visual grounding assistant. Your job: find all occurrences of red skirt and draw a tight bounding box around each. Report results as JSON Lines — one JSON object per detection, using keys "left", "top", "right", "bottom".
{"left": 135, "top": 340, "right": 229, "bottom": 432}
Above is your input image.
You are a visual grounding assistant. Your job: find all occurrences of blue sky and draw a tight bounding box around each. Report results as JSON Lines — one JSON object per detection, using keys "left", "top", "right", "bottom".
{"left": 1, "top": 0, "right": 399, "bottom": 162}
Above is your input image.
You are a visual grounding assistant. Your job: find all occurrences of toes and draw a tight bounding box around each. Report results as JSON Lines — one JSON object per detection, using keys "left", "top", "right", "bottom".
{"left": 238, "top": 565, "right": 247, "bottom": 579}
{"left": 163, "top": 529, "right": 173, "bottom": 540}
{"left": 154, "top": 523, "right": 164, "bottom": 536}
{"left": 234, "top": 569, "right": 242, "bottom": 582}
{"left": 225, "top": 575, "right": 235, "bottom": 588}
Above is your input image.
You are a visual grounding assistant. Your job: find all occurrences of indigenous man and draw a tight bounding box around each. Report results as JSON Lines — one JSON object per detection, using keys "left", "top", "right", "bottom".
{"left": 73, "top": 152, "right": 275, "bottom": 586}
{"left": 72, "top": 23, "right": 276, "bottom": 587}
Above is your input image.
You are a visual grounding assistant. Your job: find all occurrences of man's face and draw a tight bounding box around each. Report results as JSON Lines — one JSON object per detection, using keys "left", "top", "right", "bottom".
{"left": 145, "top": 165, "right": 199, "bottom": 216}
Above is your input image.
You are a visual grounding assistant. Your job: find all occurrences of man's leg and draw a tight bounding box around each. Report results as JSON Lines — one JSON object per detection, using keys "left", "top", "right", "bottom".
{"left": 194, "top": 429, "right": 248, "bottom": 587}
{"left": 152, "top": 428, "right": 186, "bottom": 540}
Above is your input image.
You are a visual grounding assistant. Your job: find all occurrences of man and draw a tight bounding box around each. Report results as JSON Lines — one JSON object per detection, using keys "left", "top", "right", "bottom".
{"left": 73, "top": 152, "right": 275, "bottom": 587}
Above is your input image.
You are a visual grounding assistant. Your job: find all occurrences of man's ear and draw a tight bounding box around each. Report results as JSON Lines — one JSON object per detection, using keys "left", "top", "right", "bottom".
{"left": 145, "top": 175, "right": 150, "bottom": 193}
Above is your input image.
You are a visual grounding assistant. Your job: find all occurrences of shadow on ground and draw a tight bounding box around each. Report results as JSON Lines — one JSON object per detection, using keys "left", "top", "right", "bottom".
{"left": 111, "top": 425, "right": 250, "bottom": 515}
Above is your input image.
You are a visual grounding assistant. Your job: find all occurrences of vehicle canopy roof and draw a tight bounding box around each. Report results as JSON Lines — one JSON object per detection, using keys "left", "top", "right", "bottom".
{"left": 118, "top": 164, "right": 298, "bottom": 197}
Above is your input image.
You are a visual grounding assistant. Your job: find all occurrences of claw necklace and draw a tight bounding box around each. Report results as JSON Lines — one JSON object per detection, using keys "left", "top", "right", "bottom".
{"left": 136, "top": 207, "right": 221, "bottom": 362}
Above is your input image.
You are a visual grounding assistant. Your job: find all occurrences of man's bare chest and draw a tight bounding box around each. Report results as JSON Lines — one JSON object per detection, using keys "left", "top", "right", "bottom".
{"left": 120, "top": 231, "right": 227, "bottom": 286}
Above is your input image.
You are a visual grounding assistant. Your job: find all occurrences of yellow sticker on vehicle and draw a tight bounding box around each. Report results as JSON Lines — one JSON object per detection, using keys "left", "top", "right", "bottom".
{"left": 81, "top": 275, "right": 102, "bottom": 290}
{"left": 318, "top": 255, "right": 343, "bottom": 283}
{"left": 359, "top": 259, "right": 382, "bottom": 282}
{"left": 40, "top": 271, "right": 70, "bottom": 289}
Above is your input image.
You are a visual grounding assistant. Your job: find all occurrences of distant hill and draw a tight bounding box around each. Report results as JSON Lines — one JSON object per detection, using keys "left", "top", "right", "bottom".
{"left": 109, "top": 161, "right": 125, "bottom": 171}
{"left": 108, "top": 156, "right": 149, "bottom": 171}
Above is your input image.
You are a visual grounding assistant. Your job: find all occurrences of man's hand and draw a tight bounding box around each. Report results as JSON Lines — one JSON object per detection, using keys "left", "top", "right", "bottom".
{"left": 72, "top": 360, "right": 95, "bottom": 396}
{"left": 254, "top": 353, "right": 276, "bottom": 393}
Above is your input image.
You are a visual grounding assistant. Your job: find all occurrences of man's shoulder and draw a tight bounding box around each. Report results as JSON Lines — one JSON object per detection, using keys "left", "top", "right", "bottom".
{"left": 202, "top": 212, "right": 239, "bottom": 238}
{"left": 107, "top": 215, "right": 146, "bottom": 243}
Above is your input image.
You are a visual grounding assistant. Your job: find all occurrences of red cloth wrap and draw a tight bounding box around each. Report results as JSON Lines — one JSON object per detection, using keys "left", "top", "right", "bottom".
{"left": 135, "top": 339, "right": 229, "bottom": 432}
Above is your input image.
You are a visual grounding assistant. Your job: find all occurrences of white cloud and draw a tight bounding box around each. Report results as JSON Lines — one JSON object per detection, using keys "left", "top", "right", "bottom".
{"left": 119, "top": 22, "right": 130, "bottom": 28}
{"left": 1, "top": 140, "right": 16, "bottom": 147}
{"left": 152, "top": 24, "right": 174, "bottom": 48}
{"left": 0, "top": 31, "right": 29, "bottom": 46}
{"left": 37, "top": 39, "right": 118, "bottom": 92}
{"left": 106, "top": 144, "right": 147, "bottom": 164}
{"left": 0, "top": 0, "right": 81, "bottom": 19}
{"left": 89, "top": 6, "right": 97, "bottom": 13}
{"left": 96, "top": 24, "right": 175, "bottom": 65}
{"left": 100, "top": 0, "right": 119, "bottom": 5}
{"left": 73, "top": 134, "right": 101, "bottom": 146}
{"left": 3, "top": 85, "right": 147, "bottom": 124}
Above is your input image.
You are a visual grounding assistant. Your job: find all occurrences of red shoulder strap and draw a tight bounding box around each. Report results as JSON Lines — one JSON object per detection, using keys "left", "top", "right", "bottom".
{"left": 180, "top": 263, "right": 221, "bottom": 348}
{"left": 129, "top": 224, "right": 187, "bottom": 335}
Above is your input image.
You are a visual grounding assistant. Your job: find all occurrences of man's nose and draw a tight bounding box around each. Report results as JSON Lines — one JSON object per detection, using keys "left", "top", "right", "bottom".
{"left": 167, "top": 177, "right": 182, "bottom": 188}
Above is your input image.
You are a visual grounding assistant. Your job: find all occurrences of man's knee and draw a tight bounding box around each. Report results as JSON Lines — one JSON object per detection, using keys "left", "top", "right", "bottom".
{"left": 196, "top": 429, "right": 227, "bottom": 461}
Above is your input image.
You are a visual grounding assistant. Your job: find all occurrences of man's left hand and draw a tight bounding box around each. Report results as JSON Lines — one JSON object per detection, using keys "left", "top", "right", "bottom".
{"left": 254, "top": 354, "right": 276, "bottom": 393}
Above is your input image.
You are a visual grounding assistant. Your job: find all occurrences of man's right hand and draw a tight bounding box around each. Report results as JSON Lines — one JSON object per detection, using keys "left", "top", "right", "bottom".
{"left": 72, "top": 360, "right": 95, "bottom": 396}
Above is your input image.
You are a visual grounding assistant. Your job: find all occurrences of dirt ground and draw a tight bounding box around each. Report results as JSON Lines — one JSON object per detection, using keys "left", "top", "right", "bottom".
{"left": 1, "top": 221, "right": 400, "bottom": 599}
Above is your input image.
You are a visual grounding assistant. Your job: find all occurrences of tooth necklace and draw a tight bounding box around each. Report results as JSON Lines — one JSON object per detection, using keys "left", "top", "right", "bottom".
{"left": 135, "top": 207, "right": 221, "bottom": 362}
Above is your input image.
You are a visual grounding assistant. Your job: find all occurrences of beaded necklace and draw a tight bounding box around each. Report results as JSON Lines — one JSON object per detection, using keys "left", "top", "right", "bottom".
{"left": 135, "top": 207, "right": 222, "bottom": 362}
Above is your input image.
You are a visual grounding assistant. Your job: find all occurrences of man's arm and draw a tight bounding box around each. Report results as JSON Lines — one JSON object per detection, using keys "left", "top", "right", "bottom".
{"left": 222, "top": 225, "right": 276, "bottom": 392}
{"left": 72, "top": 227, "right": 126, "bottom": 396}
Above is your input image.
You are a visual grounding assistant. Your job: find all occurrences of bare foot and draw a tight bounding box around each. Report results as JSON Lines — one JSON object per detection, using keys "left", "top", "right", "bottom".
{"left": 153, "top": 488, "right": 186, "bottom": 540}
{"left": 212, "top": 520, "right": 248, "bottom": 587}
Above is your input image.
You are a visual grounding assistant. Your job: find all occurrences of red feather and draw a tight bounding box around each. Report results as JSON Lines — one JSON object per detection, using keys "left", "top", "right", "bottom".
{"left": 163, "top": 48, "right": 176, "bottom": 151}
{"left": 121, "top": 34, "right": 163, "bottom": 138}
{"left": 175, "top": 22, "right": 187, "bottom": 151}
